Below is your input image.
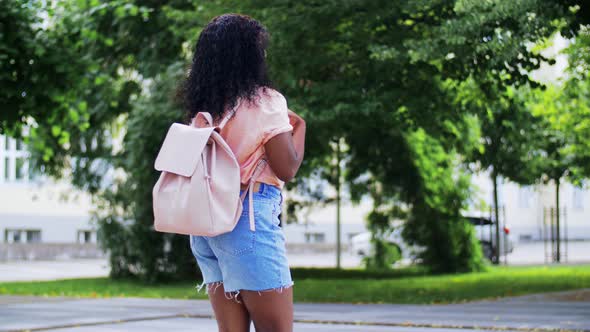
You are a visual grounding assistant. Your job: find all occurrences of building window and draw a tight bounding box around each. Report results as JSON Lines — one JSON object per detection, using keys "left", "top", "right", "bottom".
{"left": 518, "top": 186, "right": 534, "bottom": 209}
{"left": 519, "top": 234, "right": 533, "bottom": 242}
{"left": 15, "top": 157, "right": 26, "bottom": 180}
{"left": 347, "top": 232, "right": 361, "bottom": 242}
{"left": 304, "top": 232, "right": 325, "bottom": 243}
{"left": 26, "top": 230, "right": 41, "bottom": 243}
{"left": 5, "top": 229, "right": 42, "bottom": 243}
{"left": 16, "top": 138, "right": 23, "bottom": 151}
{"left": 1, "top": 134, "right": 29, "bottom": 183}
{"left": 3, "top": 157, "right": 9, "bottom": 180}
{"left": 78, "top": 230, "right": 95, "bottom": 244}
{"left": 5, "top": 229, "right": 22, "bottom": 243}
{"left": 573, "top": 187, "right": 584, "bottom": 211}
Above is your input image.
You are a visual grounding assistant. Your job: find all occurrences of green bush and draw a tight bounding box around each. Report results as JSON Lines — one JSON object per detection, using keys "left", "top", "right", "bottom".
{"left": 402, "top": 130, "right": 485, "bottom": 273}
{"left": 362, "top": 239, "right": 402, "bottom": 269}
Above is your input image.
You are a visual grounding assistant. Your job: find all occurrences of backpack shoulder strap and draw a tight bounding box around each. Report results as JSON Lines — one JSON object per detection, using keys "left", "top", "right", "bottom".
{"left": 217, "top": 109, "right": 236, "bottom": 129}
{"left": 217, "top": 99, "right": 243, "bottom": 129}
{"left": 193, "top": 99, "right": 242, "bottom": 129}
{"left": 192, "top": 112, "right": 214, "bottom": 127}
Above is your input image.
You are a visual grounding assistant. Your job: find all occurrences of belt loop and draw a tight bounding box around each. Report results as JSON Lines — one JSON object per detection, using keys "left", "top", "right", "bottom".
{"left": 258, "top": 182, "right": 265, "bottom": 194}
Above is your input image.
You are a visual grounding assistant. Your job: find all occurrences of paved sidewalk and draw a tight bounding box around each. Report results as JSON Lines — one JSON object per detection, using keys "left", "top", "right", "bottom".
{"left": 0, "top": 290, "right": 589, "bottom": 332}
{"left": 0, "top": 259, "right": 110, "bottom": 282}
{"left": 0, "top": 253, "right": 362, "bottom": 282}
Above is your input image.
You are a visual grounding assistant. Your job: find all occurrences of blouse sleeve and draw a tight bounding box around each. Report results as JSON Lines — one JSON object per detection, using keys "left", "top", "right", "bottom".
{"left": 258, "top": 89, "right": 294, "bottom": 145}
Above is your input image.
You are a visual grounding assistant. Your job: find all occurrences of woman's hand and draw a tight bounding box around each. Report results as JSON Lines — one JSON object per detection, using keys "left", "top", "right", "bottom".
{"left": 288, "top": 110, "right": 306, "bottom": 155}
{"left": 288, "top": 110, "right": 305, "bottom": 128}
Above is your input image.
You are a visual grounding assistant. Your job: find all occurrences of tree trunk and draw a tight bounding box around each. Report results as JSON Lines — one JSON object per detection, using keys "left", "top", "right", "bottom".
{"left": 335, "top": 139, "right": 342, "bottom": 269}
{"left": 492, "top": 170, "right": 500, "bottom": 265}
{"left": 555, "top": 178, "right": 561, "bottom": 263}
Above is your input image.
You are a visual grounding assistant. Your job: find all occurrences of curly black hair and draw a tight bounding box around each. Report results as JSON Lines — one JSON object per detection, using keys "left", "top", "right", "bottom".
{"left": 180, "top": 13, "right": 273, "bottom": 123}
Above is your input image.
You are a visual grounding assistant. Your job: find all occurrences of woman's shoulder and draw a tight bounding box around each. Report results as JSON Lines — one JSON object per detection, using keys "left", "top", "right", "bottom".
{"left": 260, "top": 86, "right": 286, "bottom": 99}
{"left": 233, "top": 87, "right": 289, "bottom": 122}
{"left": 252, "top": 87, "right": 288, "bottom": 112}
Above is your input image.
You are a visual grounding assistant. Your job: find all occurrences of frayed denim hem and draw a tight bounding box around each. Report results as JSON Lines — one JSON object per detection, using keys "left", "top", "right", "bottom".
{"left": 196, "top": 280, "right": 223, "bottom": 294}
{"left": 196, "top": 280, "right": 243, "bottom": 303}
{"left": 253, "top": 281, "right": 295, "bottom": 296}
{"left": 195, "top": 280, "right": 295, "bottom": 304}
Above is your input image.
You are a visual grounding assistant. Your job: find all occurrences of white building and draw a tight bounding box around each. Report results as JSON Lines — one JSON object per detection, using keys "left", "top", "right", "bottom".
{"left": 281, "top": 190, "right": 370, "bottom": 248}
{"left": 470, "top": 172, "right": 589, "bottom": 242}
{"left": 283, "top": 170, "right": 590, "bottom": 247}
{"left": 0, "top": 134, "right": 97, "bottom": 246}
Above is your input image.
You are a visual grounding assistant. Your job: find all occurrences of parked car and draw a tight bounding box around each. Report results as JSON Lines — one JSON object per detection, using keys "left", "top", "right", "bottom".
{"left": 350, "top": 227, "right": 423, "bottom": 262}
{"left": 350, "top": 216, "right": 515, "bottom": 264}
{"left": 466, "top": 216, "right": 514, "bottom": 263}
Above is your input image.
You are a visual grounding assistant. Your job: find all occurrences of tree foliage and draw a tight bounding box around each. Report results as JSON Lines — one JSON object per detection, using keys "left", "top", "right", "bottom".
{"left": 0, "top": 0, "right": 68, "bottom": 132}
{"left": 3, "top": 0, "right": 212, "bottom": 281}
{"left": 451, "top": 76, "right": 548, "bottom": 262}
{"left": 230, "top": 0, "right": 577, "bottom": 272}
{"left": 5, "top": 0, "right": 589, "bottom": 278}
{"left": 561, "top": 26, "right": 590, "bottom": 179}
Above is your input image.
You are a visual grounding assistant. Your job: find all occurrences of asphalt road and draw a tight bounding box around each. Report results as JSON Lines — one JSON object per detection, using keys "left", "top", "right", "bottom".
{"left": 1, "top": 289, "right": 589, "bottom": 332}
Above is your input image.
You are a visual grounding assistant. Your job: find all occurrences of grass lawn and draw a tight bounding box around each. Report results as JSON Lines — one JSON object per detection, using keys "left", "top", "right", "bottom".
{"left": 0, "top": 265, "right": 589, "bottom": 304}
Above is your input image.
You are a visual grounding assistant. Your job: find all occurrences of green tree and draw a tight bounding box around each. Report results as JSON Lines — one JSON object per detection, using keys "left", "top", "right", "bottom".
{"left": 232, "top": 0, "right": 577, "bottom": 272}
{"left": 523, "top": 25, "right": 590, "bottom": 263}
{"left": 529, "top": 83, "right": 589, "bottom": 262}
{"left": 550, "top": 18, "right": 590, "bottom": 262}
{"left": 5, "top": 0, "right": 213, "bottom": 280}
{"left": 5, "top": 0, "right": 189, "bottom": 188}
{"left": 562, "top": 26, "right": 590, "bottom": 178}
{"left": 1, "top": 0, "right": 44, "bottom": 134}
{"left": 9, "top": 0, "right": 588, "bottom": 277}
{"left": 0, "top": 0, "right": 101, "bottom": 154}
{"left": 454, "top": 77, "right": 545, "bottom": 263}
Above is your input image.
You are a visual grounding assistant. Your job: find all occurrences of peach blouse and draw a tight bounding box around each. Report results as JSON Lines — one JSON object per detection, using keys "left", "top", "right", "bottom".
{"left": 192, "top": 88, "right": 294, "bottom": 189}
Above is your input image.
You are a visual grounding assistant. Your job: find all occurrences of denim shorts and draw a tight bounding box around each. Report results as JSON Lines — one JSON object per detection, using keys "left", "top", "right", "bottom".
{"left": 189, "top": 183, "right": 294, "bottom": 299}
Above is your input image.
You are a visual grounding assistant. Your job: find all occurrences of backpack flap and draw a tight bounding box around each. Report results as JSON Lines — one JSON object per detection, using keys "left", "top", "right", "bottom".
{"left": 154, "top": 123, "right": 215, "bottom": 177}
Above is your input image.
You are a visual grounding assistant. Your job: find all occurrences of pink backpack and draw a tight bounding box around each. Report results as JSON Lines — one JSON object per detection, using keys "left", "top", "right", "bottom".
{"left": 152, "top": 109, "right": 265, "bottom": 236}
